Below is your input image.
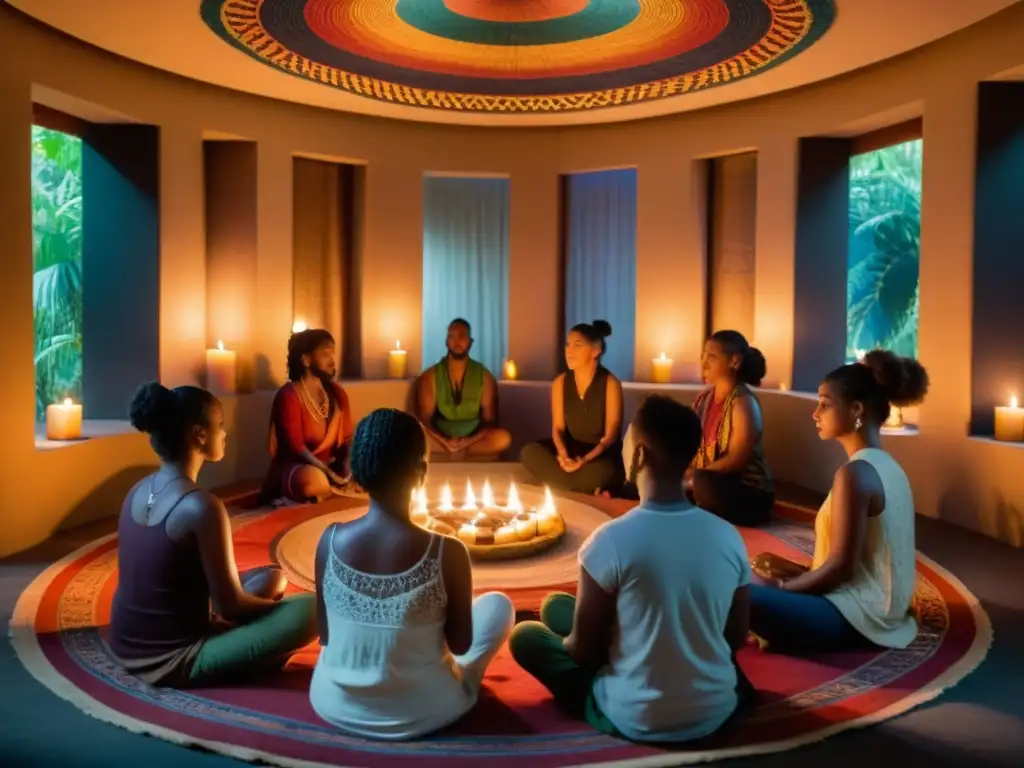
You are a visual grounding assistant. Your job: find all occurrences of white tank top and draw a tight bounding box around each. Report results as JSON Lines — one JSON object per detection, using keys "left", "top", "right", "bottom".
{"left": 812, "top": 448, "right": 918, "bottom": 649}
{"left": 309, "top": 530, "right": 476, "bottom": 740}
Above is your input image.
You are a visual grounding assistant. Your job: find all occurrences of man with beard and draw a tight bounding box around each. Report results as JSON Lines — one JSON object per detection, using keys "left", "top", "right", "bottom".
{"left": 415, "top": 318, "right": 511, "bottom": 461}
{"left": 262, "top": 328, "right": 356, "bottom": 503}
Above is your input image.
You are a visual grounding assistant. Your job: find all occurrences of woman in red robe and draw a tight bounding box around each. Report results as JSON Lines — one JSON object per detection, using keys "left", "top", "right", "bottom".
{"left": 262, "top": 329, "right": 355, "bottom": 504}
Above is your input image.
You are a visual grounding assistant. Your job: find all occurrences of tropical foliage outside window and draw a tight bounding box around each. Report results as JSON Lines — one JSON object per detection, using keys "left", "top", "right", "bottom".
{"left": 846, "top": 138, "right": 922, "bottom": 362}
{"left": 32, "top": 126, "right": 83, "bottom": 420}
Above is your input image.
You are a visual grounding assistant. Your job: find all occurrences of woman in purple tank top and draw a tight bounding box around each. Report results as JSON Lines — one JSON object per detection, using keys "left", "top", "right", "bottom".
{"left": 109, "top": 382, "right": 316, "bottom": 687}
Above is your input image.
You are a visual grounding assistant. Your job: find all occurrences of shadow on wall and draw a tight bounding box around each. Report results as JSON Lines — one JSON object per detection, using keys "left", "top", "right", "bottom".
{"left": 58, "top": 465, "right": 154, "bottom": 532}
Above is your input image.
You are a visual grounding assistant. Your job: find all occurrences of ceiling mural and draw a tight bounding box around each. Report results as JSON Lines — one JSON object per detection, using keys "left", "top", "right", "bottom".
{"left": 200, "top": 0, "right": 837, "bottom": 114}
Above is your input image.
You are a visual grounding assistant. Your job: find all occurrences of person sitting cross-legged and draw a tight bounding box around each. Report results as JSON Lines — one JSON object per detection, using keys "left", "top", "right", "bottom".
{"left": 509, "top": 395, "right": 755, "bottom": 743}
{"left": 416, "top": 318, "right": 512, "bottom": 462}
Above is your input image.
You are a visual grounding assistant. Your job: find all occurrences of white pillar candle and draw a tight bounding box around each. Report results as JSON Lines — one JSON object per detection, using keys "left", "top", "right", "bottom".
{"left": 46, "top": 398, "right": 83, "bottom": 440}
{"left": 205, "top": 340, "right": 237, "bottom": 395}
{"left": 457, "top": 523, "right": 478, "bottom": 546}
{"left": 652, "top": 352, "right": 673, "bottom": 384}
{"left": 515, "top": 514, "right": 538, "bottom": 541}
{"left": 882, "top": 406, "right": 904, "bottom": 431}
{"left": 995, "top": 396, "right": 1024, "bottom": 442}
{"left": 387, "top": 340, "right": 407, "bottom": 379}
{"left": 494, "top": 524, "right": 518, "bottom": 546}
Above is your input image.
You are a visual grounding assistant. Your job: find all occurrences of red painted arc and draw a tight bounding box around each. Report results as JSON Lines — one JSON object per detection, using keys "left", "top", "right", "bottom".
{"left": 303, "top": 0, "right": 731, "bottom": 81}
{"left": 443, "top": 0, "right": 590, "bottom": 23}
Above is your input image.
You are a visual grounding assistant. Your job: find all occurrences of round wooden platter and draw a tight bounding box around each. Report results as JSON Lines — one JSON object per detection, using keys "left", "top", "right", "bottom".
{"left": 465, "top": 516, "right": 567, "bottom": 562}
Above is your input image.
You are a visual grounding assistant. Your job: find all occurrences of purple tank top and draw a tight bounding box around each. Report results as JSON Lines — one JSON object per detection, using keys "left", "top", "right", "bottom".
{"left": 108, "top": 489, "right": 212, "bottom": 659}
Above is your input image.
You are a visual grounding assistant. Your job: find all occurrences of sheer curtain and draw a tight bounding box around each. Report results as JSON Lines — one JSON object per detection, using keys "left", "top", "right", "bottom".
{"left": 564, "top": 168, "right": 638, "bottom": 380}
{"left": 422, "top": 176, "right": 510, "bottom": 375}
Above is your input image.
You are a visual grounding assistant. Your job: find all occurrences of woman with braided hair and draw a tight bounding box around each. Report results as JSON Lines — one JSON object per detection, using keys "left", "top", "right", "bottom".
{"left": 748, "top": 350, "right": 929, "bottom": 654}
{"left": 262, "top": 328, "right": 356, "bottom": 503}
{"left": 310, "top": 408, "right": 515, "bottom": 740}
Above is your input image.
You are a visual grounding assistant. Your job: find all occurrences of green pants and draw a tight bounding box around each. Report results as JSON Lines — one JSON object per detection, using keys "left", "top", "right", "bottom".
{"left": 188, "top": 592, "right": 316, "bottom": 686}
{"left": 508, "top": 593, "right": 620, "bottom": 736}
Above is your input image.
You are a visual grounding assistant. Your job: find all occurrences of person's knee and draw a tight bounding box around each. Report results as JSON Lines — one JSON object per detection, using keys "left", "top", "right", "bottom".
{"left": 280, "top": 594, "right": 318, "bottom": 644}
{"left": 476, "top": 591, "right": 516, "bottom": 634}
{"left": 540, "top": 591, "right": 574, "bottom": 628}
{"left": 508, "top": 620, "right": 546, "bottom": 664}
{"left": 487, "top": 428, "right": 512, "bottom": 454}
{"left": 293, "top": 466, "right": 330, "bottom": 500}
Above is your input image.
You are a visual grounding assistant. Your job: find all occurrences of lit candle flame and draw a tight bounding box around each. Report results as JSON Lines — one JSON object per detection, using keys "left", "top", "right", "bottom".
{"left": 481, "top": 479, "right": 495, "bottom": 508}
{"left": 541, "top": 486, "right": 556, "bottom": 516}
{"left": 1012, "top": 396, "right": 1019, "bottom": 409}
{"left": 461, "top": 479, "right": 477, "bottom": 511}
{"left": 62, "top": 397, "right": 73, "bottom": 408}
{"left": 659, "top": 351, "right": 668, "bottom": 361}
{"left": 415, "top": 486, "right": 428, "bottom": 513}
{"left": 216, "top": 339, "right": 225, "bottom": 352}
{"left": 395, "top": 340, "right": 402, "bottom": 351}
{"left": 439, "top": 483, "right": 453, "bottom": 511}
{"left": 506, "top": 482, "right": 523, "bottom": 513}
{"left": 292, "top": 320, "right": 307, "bottom": 333}
{"left": 474, "top": 511, "right": 487, "bottom": 522}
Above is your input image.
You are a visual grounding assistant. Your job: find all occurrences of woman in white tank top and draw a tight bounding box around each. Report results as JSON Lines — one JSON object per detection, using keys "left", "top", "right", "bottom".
{"left": 748, "top": 351, "right": 929, "bottom": 653}
{"left": 309, "top": 408, "right": 515, "bottom": 740}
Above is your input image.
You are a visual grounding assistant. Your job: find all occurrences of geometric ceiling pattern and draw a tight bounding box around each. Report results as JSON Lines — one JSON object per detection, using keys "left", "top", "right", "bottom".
{"left": 201, "top": 0, "right": 837, "bottom": 114}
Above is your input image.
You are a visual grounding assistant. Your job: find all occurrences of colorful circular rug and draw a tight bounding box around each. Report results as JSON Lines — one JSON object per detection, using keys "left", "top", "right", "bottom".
{"left": 10, "top": 494, "right": 991, "bottom": 767}
{"left": 199, "top": 0, "right": 837, "bottom": 113}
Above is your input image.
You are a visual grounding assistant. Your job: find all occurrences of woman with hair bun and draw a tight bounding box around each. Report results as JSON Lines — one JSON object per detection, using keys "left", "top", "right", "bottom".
{"left": 748, "top": 350, "right": 929, "bottom": 653}
{"left": 521, "top": 320, "right": 625, "bottom": 494}
{"left": 109, "top": 382, "right": 316, "bottom": 687}
{"left": 679, "top": 330, "right": 774, "bottom": 526}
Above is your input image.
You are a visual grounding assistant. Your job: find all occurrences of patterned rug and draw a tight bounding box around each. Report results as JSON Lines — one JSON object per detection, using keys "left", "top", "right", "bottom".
{"left": 9, "top": 492, "right": 991, "bottom": 767}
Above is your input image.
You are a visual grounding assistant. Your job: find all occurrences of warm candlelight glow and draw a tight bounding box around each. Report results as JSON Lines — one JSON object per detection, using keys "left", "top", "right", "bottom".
{"left": 461, "top": 479, "right": 477, "bottom": 511}
{"left": 415, "top": 486, "right": 428, "bottom": 513}
{"left": 438, "top": 483, "right": 453, "bottom": 511}
{"left": 292, "top": 320, "right": 307, "bottom": 333}
{"left": 387, "top": 340, "right": 408, "bottom": 379}
{"left": 46, "top": 397, "right": 83, "bottom": 441}
{"left": 205, "top": 340, "right": 237, "bottom": 395}
{"left": 457, "top": 522, "right": 477, "bottom": 545}
{"left": 995, "top": 395, "right": 1024, "bottom": 442}
{"left": 481, "top": 479, "right": 495, "bottom": 508}
{"left": 541, "top": 486, "right": 556, "bottom": 515}
{"left": 494, "top": 524, "right": 518, "bottom": 545}
{"left": 779, "top": 382, "right": 789, "bottom": 392}
{"left": 652, "top": 352, "right": 673, "bottom": 384}
{"left": 882, "top": 406, "right": 904, "bottom": 430}
{"left": 506, "top": 483, "right": 523, "bottom": 513}
{"left": 503, "top": 359, "right": 518, "bottom": 380}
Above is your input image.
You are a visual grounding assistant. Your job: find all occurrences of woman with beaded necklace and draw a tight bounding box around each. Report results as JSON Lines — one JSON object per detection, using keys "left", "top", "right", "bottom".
{"left": 262, "top": 328, "right": 357, "bottom": 503}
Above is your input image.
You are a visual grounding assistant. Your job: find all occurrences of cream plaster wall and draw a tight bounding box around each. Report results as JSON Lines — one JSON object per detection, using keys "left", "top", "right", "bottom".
{"left": 1, "top": 5, "right": 1024, "bottom": 555}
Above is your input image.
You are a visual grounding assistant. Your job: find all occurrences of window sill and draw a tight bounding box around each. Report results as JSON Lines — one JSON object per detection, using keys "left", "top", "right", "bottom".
{"left": 34, "top": 419, "right": 135, "bottom": 451}
{"left": 968, "top": 435, "right": 1024, "bottom": 449}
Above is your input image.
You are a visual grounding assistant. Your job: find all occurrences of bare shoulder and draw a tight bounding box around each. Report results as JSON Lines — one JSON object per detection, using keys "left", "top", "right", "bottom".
{"left": 175, "top": 487, "right": 227, "bottom": 527}
{"left": 834, "top": 458, "right": 882, "bottom": 495}
{"left": 606, "top": 372, "right": 623, "bottom": 392}
{"left": 553, "top": 372, "right": 566, "bottom": 389}
{"left": 441, "top": 534, "right": 471, "bottom": 570}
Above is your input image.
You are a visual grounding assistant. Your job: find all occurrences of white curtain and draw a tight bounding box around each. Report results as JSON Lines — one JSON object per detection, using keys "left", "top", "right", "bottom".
{"left": 422, "top": 176, "right": 510, "bottom": 375}
{"left": 564, "top": 168, "right": 638, "bottom": 380}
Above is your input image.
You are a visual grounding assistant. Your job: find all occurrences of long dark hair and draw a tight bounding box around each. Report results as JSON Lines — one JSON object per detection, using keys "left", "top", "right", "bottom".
{"left": 709, "top": 330, "right": 766, "bottom": 388}
{"left": 286, "top": 328, "right": 338, "bottom": 423}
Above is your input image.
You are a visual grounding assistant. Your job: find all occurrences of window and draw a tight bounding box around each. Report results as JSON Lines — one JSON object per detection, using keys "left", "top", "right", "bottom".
{"left": 32, "top": 125, "right": 83, "bottom": 420}
{"left": 846, "top": 138, "right": 922, "bottom": 361}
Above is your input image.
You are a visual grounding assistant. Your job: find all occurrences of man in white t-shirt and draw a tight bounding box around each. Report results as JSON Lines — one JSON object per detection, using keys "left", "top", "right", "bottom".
{"left": 509, "top": 395, "right": 753, "bottom": 742}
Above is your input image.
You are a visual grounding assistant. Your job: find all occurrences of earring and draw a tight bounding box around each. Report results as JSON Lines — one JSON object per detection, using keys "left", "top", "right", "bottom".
{"left": 855, "top": 416, "right": 863, "bottom": 431}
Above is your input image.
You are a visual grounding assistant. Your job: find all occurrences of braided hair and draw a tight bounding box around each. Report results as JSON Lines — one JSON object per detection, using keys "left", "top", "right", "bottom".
{"left": 287, "top": 328, "right": 339, "bottom": 423}
{"left": 349, "top": 408, "right": 427, "bottom": 496}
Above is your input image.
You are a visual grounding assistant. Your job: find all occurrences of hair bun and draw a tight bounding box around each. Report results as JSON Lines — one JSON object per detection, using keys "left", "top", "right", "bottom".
{"left": 861, "top": 350, "right": 929, "bottom": 407}
{"left": 743, "top": 346, "right": 767, "bottom": 387}
{"left": 592, "top": 319, "right": 612, "bottom": 338}
{"left": 128, "top": 381, "right": 176, "bottom": 434}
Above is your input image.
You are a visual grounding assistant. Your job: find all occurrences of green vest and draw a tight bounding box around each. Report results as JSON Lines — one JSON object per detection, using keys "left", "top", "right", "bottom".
{"left": 433, "top": 358, "right": 485, "bottom": 438}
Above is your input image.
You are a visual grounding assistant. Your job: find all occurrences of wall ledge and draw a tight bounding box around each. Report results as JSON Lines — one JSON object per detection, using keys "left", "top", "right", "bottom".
{"left": 34, "top": 419, "right": 134, "bottom": 451}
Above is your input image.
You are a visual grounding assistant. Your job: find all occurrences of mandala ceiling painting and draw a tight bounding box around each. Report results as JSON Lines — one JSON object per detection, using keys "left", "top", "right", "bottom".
{"left": 201, "top": 0, "right": 836, "bottom": 114}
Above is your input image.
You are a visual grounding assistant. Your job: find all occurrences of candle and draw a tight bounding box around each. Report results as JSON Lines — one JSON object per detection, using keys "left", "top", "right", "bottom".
{"left": 205, "top": 340, "right": 237, "bottom": 395}
{"left": 438, "top": 483, "right": 454, "bottom": 512}
{"left": 779, "top": 382, "right": 789, "bottom": 392}
{"left": 995, "top": 396, "right": 1024, "bottom": 442}
{"left": 503, "top": 359, "right": 518, "bottom": 381}
{"left": 882, "top": 406, "right": 904, "bottom": 431}
{"left": 457, "top": 523, "right": 477, "bottom": 545}
{"left": 481, "top": 479, "right": 495, "bottom": 509}
{"left": 652, "top": 352, "right": 673, "bottom": 384}
{"left": 46, "top": 397, "right": 83, "bottom": 440}
{"left": 515, "top": 514, "right": 538, "bottom": 541}
{"left": 461, "top": 480, "right": 477, "bottom": 512}
{"left": 505, "top": 483, "right": 523, "bottom": 514}
{"left": 292, "top": 319, "right": 308, "bottom": 333}
{"left": 387, "top": 340, "right": 408, "bottom": 379}
{"left": 537, "top": 486, "right": 559, "bottom": 535}
{"left": 410, "top": 487, "right": 429, "bottom": 526}
{"left": 494, "top": 524, "right": 518, "bottom": 546}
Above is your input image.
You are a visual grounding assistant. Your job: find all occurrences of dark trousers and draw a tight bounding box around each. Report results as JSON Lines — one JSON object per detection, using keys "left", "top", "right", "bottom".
{"left": 691, "top": 470, "right": 774, "bottom": 527}
{"left": 748, "top": 584, "right": 870, "bottom": 653}
{"left": 520, "top": 438, "right": 624, "bottom": 495}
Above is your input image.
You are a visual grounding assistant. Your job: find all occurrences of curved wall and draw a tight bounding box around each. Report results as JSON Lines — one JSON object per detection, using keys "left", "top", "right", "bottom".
{"left": 1, "top": 5, "right": 1023, "bottom": 555}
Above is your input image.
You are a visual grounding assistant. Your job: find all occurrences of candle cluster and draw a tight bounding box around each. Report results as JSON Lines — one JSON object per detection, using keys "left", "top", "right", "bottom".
{"left": 410, "top": 480, "right": 561, "bottom": 547}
